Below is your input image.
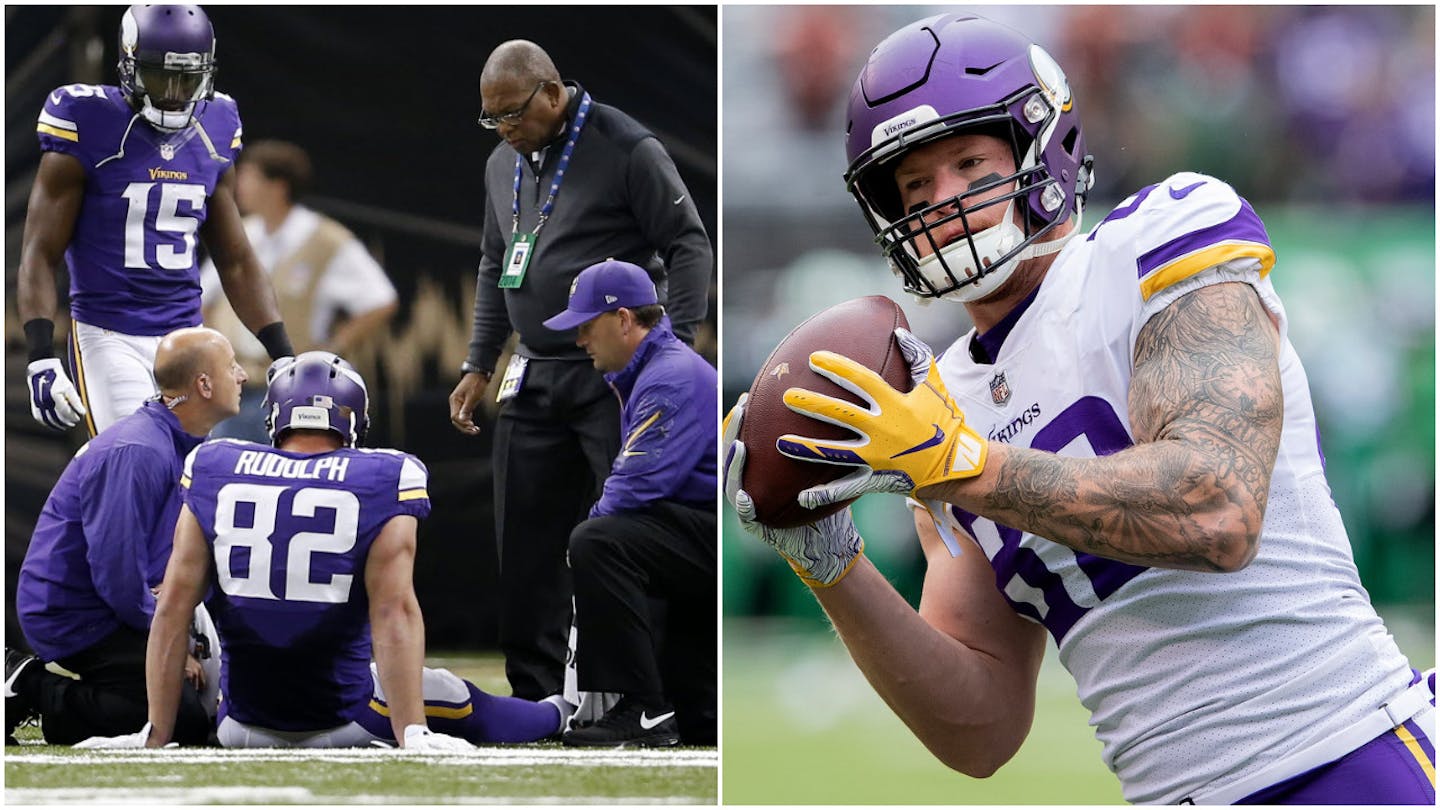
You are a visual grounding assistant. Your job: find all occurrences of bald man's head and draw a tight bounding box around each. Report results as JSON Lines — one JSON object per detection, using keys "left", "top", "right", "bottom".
{"left": 154, "top": 327, "right": 229, "bottom": 394}
{"left": 479, "top": 40, "right": 569, "bottom": 156}
{"left": 481, "top": 40, "right": 561, "bottom": 88}
{"left": 152, "top": 327, "right": 247, "bottom": 434}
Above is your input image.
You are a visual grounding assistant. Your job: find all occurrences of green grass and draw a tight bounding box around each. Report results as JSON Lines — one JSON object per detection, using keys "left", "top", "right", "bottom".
{"left": 5, "top": 653, "right": 717, "bottom": 805}
{"left": 722, "top": 606, "right": 1435, "bottom": 805}
{"left": 722, "top": 619, "right": 1122, "bottom": 805}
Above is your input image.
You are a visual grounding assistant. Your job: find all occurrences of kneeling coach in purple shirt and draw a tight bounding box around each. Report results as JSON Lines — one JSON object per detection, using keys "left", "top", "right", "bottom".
{"left": 541, "top": 259, "right": 716, "bottom": 748}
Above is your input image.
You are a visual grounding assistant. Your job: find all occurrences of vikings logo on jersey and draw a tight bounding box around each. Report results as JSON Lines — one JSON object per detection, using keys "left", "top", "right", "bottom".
{"left": 36, "top": 83, "right": 243, "bottom": 336}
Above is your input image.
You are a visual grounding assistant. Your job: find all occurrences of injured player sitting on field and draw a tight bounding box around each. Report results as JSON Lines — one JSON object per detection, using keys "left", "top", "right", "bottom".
{"left": 76, "top": 352, "right": 571, "bottom": 749}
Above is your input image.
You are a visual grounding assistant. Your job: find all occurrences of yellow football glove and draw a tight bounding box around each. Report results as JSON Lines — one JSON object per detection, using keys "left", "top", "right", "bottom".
{"left": 778, "top": 330, "right": 987, "bottom": 502}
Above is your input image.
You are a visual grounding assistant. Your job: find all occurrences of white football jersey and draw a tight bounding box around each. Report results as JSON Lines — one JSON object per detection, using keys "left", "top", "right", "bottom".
{"left": 931, "top": 172, "right": 1414, "bottom": 803}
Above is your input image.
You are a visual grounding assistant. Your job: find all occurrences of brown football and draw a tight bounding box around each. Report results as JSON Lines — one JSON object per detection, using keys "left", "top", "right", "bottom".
{"left": 740, "top": 295, "right": 912, "bottom": 528}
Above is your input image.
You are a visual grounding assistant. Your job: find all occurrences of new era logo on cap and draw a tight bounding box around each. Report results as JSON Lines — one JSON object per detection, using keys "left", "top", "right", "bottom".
{"left": 542, "top": 259, "right": 660, "bottom": 331}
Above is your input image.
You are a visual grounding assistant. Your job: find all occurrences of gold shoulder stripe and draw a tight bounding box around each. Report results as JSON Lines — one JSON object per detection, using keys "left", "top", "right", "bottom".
{"left": 398, "top": 488, "right": 429, "bottom": 502}
{"left": 38, "top": 123, "right": 79, "bottom": 143}
{"left": 180, "top": 475, "right": 191, "bottom": 489}
{"left": 1139, "top": 241, "right": 1275, "bottom": 302}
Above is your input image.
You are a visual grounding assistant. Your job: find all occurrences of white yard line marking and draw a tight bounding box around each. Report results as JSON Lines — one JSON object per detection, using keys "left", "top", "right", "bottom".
{"left": 5, "top": 746, "right": 718, "bottom": 768}
{"left": 5, "top": 787, "right": 702, "bottom": 805}
{"left": 5, "top": 787, "right": 314, "bottom": 804}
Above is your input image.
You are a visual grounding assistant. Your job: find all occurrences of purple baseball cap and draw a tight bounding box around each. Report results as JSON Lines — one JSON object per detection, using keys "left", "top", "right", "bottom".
{"left": 543, "top": 259, "right": 659, "bottom": 330}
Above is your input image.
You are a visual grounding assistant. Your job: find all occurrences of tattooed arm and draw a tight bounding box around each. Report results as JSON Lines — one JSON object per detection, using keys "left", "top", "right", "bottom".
{"left": 922, "top": 281, "right": 1283, "bottom": 572}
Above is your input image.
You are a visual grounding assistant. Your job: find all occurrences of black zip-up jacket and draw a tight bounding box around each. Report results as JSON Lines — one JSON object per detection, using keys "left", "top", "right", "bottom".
{"left": 467, "top": 81, "right": 712, "bottom": 370}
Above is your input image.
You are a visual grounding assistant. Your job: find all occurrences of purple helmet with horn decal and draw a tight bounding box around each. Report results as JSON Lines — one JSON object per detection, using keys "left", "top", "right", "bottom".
{"left": 117, "top": 4, "right": 218, "bottom": 132}
{"left": 264, "top": 352, "right": 369, "bottom": 447}
{"left": 844, "top": 13, "right": 1094, "bottom": 302}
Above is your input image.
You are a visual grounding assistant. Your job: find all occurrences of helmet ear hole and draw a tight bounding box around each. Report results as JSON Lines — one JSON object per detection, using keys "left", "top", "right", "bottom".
{"left": 1062, "top": 127, "right": 1080, "bottom": 158}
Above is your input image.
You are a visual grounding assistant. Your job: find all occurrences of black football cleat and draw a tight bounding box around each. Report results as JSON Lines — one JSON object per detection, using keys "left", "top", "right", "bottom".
{"left": 561, "top": 696, "right": 680, "bottom": 748}
{"left": 4, "top": 648, "right": 37, "bottom": 743}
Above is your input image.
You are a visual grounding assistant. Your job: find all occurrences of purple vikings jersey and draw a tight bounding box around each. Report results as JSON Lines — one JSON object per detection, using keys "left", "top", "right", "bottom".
{"left": 930, "top": 173, "right": 1414, "bottom": 803}
{"left": 16, "top": 401, "right": 202, "bottom": 661}
{"left": 36, "top": 84, "right": 242, "bottom": 335}
{"left": 180, "top": 440, "right": 429, "bottom": 732}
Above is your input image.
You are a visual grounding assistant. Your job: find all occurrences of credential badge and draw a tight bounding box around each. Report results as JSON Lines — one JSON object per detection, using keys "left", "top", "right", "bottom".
{"left": 989, "top": 371, "right": 1012, "bottom": 405}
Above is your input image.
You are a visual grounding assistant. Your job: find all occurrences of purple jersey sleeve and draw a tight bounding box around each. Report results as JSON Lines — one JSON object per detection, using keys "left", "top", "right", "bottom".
{"left": 592, "top": 377, "right": 712, "bottom": 516}
{"left": 206, "top": 92, "right": 244, "bottom": 163}
{"left": 80, "top": 443, "right": 170, "bottom": 630}
{"left": 36, "top": 84, "right": 107, "bottom": 164}
{"left": 591, "top": 334, "right": 717, "bottom": 517}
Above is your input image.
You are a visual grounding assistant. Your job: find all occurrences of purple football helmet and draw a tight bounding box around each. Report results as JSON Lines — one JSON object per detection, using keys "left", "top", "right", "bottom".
{"left": 264, "top": 352, "right": 369, "bottom": 447}
{"left": 117, "top": 5, "right": 217, "bottom": 132}
{"left": 844, "top": 14, "right": 1094, "bottom": 302}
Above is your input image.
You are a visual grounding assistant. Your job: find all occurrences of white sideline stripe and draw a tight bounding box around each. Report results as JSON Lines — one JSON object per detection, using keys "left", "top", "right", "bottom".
{"left": 5, "top": 788, "right": 695, "bottom": 805}
{"left": 5, "top": 746, "right": 718, "bottom": 768}
{"left": 7, "top": 787, "right": 312, "bottom": 804}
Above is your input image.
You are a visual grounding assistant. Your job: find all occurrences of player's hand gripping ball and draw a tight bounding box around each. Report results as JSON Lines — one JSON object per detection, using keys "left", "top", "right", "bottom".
{"left": 739, "top": 296, "right": 912, "bottom": 528}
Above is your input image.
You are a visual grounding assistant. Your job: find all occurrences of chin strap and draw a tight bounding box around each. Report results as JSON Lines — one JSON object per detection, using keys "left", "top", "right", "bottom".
{"left": 139, "top": 100, "right": 196, "bottom": 133}
{"left": 1016, "top": 224, "right": 1077, "bottom": 259}
{"left": 928, "top": 220, "right": 1079, "bottom": 304}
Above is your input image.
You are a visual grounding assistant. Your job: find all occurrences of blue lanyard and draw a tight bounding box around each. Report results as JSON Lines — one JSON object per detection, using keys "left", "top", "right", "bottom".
{"left": 511, "top": 91, "right": 592, "bottom": 237}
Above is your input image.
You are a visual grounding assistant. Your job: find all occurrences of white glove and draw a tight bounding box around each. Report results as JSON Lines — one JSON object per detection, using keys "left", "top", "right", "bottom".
{"left": 401, "top": 724, "right": 473, "bottom": 752}
{"left": 27, "top": 358, "right": 87, "bottom": 430}
{"left": 74, "top": 722, "right": 174, "bottom": 749}
{"left": 723, "top": 393, "right": 864, "bottom": 587}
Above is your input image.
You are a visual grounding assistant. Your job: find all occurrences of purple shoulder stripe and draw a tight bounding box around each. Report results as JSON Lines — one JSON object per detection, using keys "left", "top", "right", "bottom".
{"left": 1137, "top": 197, "right": 1271, "bottom": 280}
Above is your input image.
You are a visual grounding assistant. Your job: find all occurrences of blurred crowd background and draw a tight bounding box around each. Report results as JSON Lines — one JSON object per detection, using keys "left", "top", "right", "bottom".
{"left": 4, "top": 5, "right": 717, "bottom": 650}
{"left": 723, "top": 5, "right": 1434, "bottom": 623}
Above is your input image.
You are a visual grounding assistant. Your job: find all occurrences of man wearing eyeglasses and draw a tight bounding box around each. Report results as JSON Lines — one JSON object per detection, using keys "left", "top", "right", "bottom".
{"left": 447, "top": 39, "right": 712, "bottom": 704}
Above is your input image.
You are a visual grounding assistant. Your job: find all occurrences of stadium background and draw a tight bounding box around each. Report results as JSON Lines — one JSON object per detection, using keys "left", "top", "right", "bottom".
{"left": 722, "top": 5, "right": 1435, "bottom": 803}
{"left": 4, "top": 6, "right": 717, "bottom": 652}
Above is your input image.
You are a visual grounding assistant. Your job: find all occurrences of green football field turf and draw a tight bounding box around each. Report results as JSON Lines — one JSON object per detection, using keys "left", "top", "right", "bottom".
{"left": 4, "top": 654, "right": 717, "bottom": 805}
{"left": 722, "top": 619, "right": 1123, "bottom": 805}
{"left": 6, "top": 613, "right": 1430, "bottom": 805}
{"left": 722, "top": 606, "right": 1435, "bottom": 805}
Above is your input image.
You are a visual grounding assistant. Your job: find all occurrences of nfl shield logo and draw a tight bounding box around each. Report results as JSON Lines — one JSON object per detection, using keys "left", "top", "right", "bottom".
{"left": 989, "top": 371, "right": 1012, "bottom": 405}
{"left": 160, "top": 143, "right": 176, "bottom": 160}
